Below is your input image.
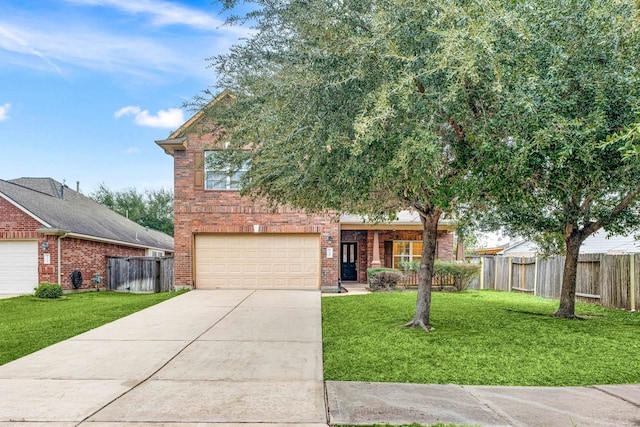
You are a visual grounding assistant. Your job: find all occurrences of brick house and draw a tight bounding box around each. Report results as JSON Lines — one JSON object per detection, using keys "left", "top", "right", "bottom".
{"left": 0, "top": 178, "right": 174, "bottom": 294}
{"left": 156, "top": 91, "right": 454, "bottom": 291}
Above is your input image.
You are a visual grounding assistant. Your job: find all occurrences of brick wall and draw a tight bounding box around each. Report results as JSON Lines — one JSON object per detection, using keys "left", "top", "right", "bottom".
{"left": 59, "top": 238, "right": 145, "bottom": 291}
{"left": 172, "top": 129, "right": 340, "bottom": 288}
{"left": 0, "top": 197, "right": 41, "bottom": 239}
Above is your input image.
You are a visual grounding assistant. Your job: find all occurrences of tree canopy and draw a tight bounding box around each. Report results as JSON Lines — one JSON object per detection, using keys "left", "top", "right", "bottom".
{"left": 204, "top": 0, "right": 512, "bottom": 331}
{"left": 90, "top": 184, "right": 174, "bottom": 236}
{"left": 478, "top": 0, "right": 640, "bottom": 317}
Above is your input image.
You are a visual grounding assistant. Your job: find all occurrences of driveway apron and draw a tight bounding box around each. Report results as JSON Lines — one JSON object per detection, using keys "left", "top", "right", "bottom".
{"left": 0, "top": 289, "right": 328, "bottom": 426}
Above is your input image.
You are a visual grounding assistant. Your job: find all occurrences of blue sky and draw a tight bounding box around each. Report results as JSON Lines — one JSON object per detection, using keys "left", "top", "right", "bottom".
{"left": 0, "top": 0, "right": 251, "bottom": 193}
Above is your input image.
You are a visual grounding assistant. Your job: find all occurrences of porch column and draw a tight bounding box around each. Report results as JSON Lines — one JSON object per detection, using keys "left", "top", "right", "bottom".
{"left": 371, "top": 231, "right": 382, "bottom": 267}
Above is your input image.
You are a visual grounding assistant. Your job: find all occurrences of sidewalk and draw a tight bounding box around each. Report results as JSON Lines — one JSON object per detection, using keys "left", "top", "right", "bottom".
{"left": 0, "top": 289, "right": 328, "bottom": 426}
{"left": 326, "top": 381, "right": 640, "bottom": 427}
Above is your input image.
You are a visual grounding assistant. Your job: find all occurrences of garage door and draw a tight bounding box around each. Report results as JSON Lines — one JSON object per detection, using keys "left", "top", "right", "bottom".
{"left": 195, "top": 234, "right": 320, "bottom": 289}
{"left": 0, "top": 241, "right": 38, "bottom": 294}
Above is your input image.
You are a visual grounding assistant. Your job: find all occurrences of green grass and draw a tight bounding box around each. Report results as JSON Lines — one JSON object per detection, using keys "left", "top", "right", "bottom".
{"left": 0, "top": 291, "right": 185, "bottom": 365}
{"left": 322, "top": 290, "right": 640, "bottom": 386}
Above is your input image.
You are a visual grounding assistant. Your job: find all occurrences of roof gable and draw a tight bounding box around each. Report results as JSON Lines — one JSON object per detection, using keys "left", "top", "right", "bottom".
{"left": 168, "top": 89, "right": 234, "bottom": 140}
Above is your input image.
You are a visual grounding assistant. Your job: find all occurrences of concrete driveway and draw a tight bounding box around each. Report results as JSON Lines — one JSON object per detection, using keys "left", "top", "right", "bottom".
{"left": 0, "top": 289, "right": 327, "bottom": 426}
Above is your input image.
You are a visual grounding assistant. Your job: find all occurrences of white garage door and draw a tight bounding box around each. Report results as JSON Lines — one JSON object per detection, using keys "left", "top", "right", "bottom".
{"left": 195, "top": 234, "right": 320, "bottom": 289}
{"left": 0, "top": 241, "right": 38, "bottom": 294}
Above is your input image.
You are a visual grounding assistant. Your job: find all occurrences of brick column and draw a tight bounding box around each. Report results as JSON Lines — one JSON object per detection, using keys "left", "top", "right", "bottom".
{"left": 371, "top": 231, "right": 382, "bottom": 267}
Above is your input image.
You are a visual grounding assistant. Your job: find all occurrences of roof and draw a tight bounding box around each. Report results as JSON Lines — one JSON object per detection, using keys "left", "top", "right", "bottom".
{"left": 500, "top": 231, "right": 640, "bottom": 255}
{"left": 340, "top": 210, "right": 455, "bottom": 230}
{"left": 0, "top": 178, "right": 174, "bottom": 252}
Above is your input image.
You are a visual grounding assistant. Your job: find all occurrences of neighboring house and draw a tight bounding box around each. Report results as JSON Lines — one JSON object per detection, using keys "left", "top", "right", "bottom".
{"left": 156, "top": 91, "right": 454, "bottom": 291}
{"left": 0, "top": 178, "right": 174, "bottom": 294}
{"left": 500, "top": 231, "right": 640, "bottom": 257}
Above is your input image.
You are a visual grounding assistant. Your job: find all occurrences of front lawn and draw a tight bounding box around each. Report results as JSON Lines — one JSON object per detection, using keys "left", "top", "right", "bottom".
{"left": 0, "top": 291, "right": 184, "bottom": 365}
{"left": 322, "top": 290, "right": 640, "bottom": 386}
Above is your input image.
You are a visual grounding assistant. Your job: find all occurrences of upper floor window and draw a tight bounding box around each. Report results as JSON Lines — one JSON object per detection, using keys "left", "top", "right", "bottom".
{"left": 204, "top": 150, "right": 248, "bottom": 190}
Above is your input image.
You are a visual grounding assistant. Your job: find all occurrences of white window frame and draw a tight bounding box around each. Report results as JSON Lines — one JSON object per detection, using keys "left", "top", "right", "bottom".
{"left": 392, "top": 240, "right": 424, "bottom": 268}
{"left": 204, "top": 149, "right": 248, "bottom": 191}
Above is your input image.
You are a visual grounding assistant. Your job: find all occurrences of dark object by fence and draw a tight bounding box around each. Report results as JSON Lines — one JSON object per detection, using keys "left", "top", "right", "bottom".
{"left": 71, "top": 270, "right": 83, "bottom": 289}
{"left": 106, "top": 256, "right": 174, "bottom": 293}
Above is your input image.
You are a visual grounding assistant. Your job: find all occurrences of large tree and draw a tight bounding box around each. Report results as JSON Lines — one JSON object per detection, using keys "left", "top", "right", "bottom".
{"left": 479, "top": 0, "right": 640, "bottom": 317}
{"left": 203, "top": 0, "right": 506, "bottom": 331}
{"left": 90, "top": 184, "right": 174, "bottom": 236}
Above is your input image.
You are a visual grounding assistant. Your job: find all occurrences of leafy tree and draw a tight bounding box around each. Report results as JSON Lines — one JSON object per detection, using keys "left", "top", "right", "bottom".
{"left": 204, "top": 0, "right": 640, "bottom": 324}
{"left": 480, "top": 0, "right": 640, "bottom": 317}
{"left": 201, "top": 0, "right": 508, "bottom": 331}
{"left": 91, "top": 184, "right": 174, "bottom": 236}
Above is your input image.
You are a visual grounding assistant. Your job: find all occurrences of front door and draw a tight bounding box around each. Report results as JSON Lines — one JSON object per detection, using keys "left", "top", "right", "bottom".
{"left": 341, "top": 242, "right": 357, "bottom": 281}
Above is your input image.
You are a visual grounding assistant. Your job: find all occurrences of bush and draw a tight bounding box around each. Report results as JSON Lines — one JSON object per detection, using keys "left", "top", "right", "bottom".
{"left": 433, "top": 260, "right": 481, "bottom": 291}
{"left": 35, "top": 283, "right": 64, "bottom": 299}
{"left": 367, "top": 268, "right": 403, "bottom": 291}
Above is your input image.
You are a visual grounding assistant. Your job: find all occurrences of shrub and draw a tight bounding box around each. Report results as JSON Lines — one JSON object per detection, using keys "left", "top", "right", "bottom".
{"left": 35, "top": 283, "right": 64, "bottom": 299}
{"left": 367, "top": 268, "right": 403, "bottom": 291}
{"left": 433, "top": 260, "right": 481, "bottom": 291}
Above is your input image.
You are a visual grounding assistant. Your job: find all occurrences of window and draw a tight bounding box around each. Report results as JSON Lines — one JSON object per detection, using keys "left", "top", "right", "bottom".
{"left": 392, "top": 241, "right": 423, "bottom": 268}
{"left": 204, "top": 150, "right": 248, "bottom": 190}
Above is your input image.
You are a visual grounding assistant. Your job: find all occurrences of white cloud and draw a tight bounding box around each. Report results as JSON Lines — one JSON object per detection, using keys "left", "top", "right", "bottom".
{"left": 115, "top": 106, "right": 184, "bottom": 129}
{"left": 0, "top": 103, "right": 11, "bottom": 121}
{"left": 0, "top": 21, "right": 199, "bottom": 79}
{"left": 0, "top": 2, "right": 252, "bottom": 81}
{"left": 64, "top": 0, "right": 250, "bottom": 34}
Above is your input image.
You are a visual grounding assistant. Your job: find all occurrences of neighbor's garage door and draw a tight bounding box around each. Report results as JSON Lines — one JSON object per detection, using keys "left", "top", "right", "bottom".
{"left": 0, "top": 240, "right": 38, "bottom": 294}
{"left": 195, "top": 234, "right": 320, "bottom": 289}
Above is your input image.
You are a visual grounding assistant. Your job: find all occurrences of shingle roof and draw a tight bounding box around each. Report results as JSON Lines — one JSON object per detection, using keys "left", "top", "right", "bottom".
{"left": 0, "top": 178, "right": 173, "bottom": 252}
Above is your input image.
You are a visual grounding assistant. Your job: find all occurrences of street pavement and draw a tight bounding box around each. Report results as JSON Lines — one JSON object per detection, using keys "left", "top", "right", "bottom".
{"left": 0, "top": 288, "right": 638, "bottom": 426}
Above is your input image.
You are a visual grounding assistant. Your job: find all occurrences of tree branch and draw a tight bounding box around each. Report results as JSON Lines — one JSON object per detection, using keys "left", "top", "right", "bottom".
{"left": 583, "top": 185, "right": 640, "bottom": 237}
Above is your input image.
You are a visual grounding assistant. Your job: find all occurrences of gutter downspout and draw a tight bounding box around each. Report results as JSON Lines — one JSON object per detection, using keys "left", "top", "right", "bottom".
{"left": 57, "top": 233, "right": 69, "bottom": 285}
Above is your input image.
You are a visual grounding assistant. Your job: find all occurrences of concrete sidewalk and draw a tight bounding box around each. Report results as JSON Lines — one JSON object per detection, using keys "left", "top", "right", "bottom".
{"left": 326, "top": 381, "right": 640, "bottom": 427}
{"left": 0, "top": 289, "right": 327, "bottom": 426}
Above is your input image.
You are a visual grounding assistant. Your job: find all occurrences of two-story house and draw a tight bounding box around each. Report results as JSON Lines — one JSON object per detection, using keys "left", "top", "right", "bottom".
{"left": 156, "top": 91, "right": 454, "bottom": 291}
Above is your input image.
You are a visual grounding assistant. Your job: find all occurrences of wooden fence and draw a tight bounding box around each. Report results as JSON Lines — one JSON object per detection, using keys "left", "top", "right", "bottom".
{"left": 106, "top": 256, "right": 174, "bottom": 293}
{"left": 466, "top": 254, "right": 640, "bottom": 311}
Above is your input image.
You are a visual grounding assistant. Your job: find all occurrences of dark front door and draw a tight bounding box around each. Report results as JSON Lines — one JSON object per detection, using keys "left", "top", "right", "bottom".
{"left": 341, "top": 242, "right": 357, "bottom": 281}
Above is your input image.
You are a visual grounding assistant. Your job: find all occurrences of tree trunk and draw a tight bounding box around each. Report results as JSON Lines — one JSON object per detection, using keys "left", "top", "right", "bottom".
{"left": 404, "top": 208, "right": 441, "bottom": 332}
{"left": 554, "top": 232, "right": 584, "bottom": 318}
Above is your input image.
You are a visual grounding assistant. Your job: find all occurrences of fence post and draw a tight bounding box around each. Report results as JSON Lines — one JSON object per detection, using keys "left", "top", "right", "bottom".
{"left": 508, "top": 257, "right": 513, "bottom": 292}
{"left": 630, "top": 254, "right": 636, "bottom": 312}
{"left": 533, "top": 256, "right": 538, "bottom": 296}
{"left": 480, "top": 257, "right": 485, "bottom": 290}
{"left": 494, "top": 257, "right": 498, "bottom": 289}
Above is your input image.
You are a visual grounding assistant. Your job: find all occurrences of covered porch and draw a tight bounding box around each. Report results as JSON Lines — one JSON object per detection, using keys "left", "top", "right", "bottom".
{"left": 338, "top": 211, "right": 455, "bottom": 285}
